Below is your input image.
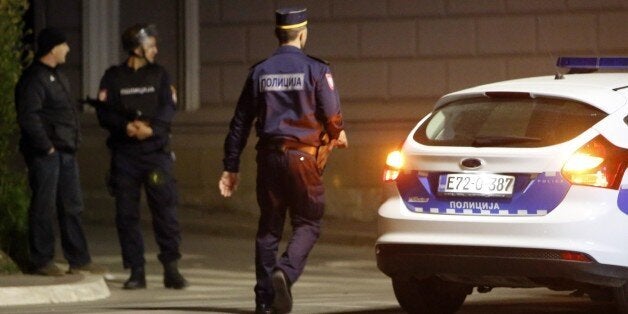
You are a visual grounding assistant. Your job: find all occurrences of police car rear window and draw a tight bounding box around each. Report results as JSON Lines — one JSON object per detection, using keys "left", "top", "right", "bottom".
{"left": 413, "top": 97, "right": 606, "bottom": 147}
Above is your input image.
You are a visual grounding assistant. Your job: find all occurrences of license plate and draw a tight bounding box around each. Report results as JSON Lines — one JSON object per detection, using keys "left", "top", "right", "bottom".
{"left": 438, "top": 173, "right": 515, "bottom": 197}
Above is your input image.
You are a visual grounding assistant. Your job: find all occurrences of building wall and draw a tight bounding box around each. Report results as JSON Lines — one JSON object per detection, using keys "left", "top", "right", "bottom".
{"left": 199, "top": 0, "right": 628, "bottom": 107}
{"left": 45, "top": 0, "right": 628, "bottom": 221}
{"left": 31, "top": 0, "right": 83, "bottom": 101}
{"left": 119, "top": 0, "right": 181, "bottom": 89}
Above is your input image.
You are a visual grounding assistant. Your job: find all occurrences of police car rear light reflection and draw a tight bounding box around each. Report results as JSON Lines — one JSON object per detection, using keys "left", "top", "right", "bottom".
{"left": 383, "top": 150, "right": 404, "bottom": 182}
{"left": 559, "top": 251, "right": 592, "bottom": 263}
{"left": 561, "top": 136, "right": 627, "bottom": 189}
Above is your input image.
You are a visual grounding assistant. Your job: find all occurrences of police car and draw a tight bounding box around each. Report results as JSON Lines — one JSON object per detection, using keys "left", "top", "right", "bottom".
{"left": 376, "top": 57, "right": 628, "bottom": 313}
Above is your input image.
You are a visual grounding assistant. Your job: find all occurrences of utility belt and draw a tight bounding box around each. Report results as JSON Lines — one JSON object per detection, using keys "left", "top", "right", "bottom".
{"left": 258, "top": 138, "right": 331, "bottom": 173}
{"left": 260, "top": 140, "right": 318, "bottom": 156}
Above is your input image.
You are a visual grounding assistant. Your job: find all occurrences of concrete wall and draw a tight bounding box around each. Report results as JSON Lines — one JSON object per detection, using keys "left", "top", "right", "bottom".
{"left": 41, "top": 0, "right": 628, "bottom": 222}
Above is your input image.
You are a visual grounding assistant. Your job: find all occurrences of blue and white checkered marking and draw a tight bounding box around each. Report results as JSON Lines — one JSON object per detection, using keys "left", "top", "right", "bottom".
{"left": 397, "top": 171, "right": 570, "bottom": 216}
{"left": 412, "top": 206, "right": 549, "bottom": 216}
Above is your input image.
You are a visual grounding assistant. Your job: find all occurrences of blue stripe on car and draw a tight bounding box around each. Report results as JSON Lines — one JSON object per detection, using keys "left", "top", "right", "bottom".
{"left": 397, "top": 172, "right": 571, "bottom": 216}
{"left": 619, "top": 184, "right": 628, "bottom": 215}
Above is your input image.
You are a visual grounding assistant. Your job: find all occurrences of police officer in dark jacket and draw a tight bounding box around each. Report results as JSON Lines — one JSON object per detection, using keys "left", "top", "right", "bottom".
{"left": 96, "top": 24, "right": 187, "bottom": 290}
{"left": 219, "top": 8, "right": 348, "bottom": 314}
{"left": 15, "top": 27, "right": 106, "bottom": 276}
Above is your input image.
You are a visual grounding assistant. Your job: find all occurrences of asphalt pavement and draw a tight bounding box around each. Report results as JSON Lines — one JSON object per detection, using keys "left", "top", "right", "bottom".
{"left": 0, "top": 207, "right": 377, "bottom": 307}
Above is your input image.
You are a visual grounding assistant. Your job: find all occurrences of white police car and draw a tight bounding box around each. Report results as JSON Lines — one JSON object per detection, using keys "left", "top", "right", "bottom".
{"left": 376, "top": 57, "right": 628, "bottom": 313}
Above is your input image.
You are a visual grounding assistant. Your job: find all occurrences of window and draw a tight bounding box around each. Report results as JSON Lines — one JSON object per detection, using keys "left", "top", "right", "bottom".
{"left": 414, "top": 97, "right": 606, "bottom": 147}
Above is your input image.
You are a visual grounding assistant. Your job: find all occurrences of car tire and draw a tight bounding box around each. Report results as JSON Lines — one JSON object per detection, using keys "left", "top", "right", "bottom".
{"left": 613, "top": 283, "right": 628, "bottom": 314}
{"left": 391, "top": 276, "right": 471, "bottom": 314}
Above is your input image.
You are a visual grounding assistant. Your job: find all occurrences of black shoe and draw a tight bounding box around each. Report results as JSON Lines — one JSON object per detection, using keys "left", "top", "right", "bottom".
{"left": 255, "top": 304, "right": 272, "bottom": 314}
{"left": 163, "top": 260, "right": 188, "bottom": 289}
{"left": 123, "top": 267, "right": 146, "bottom": 289}
{"left": 271, "top": 269, "right": 292, "bottom": 314}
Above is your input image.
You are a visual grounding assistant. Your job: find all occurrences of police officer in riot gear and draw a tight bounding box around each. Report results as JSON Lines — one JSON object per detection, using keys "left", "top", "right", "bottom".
{"left": 219, "top": 8, "right": 348, "bottom": 314}
{"left": 96, "top": 23, "right": 187, "bottom": 290}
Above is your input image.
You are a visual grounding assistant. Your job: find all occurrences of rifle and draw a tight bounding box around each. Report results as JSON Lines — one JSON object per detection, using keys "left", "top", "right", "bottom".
{"left": 79, "top": 96, "right": 144, "bottom": 121}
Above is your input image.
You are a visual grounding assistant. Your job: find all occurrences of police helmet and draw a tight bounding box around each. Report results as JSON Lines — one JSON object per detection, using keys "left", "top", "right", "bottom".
{"left": 122, "top": 23, "right": 158, "bottom": 54}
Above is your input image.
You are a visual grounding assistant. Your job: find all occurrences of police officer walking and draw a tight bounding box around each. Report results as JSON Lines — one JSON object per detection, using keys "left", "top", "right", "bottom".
{"left": 95, "top": 24, "right": 187, "bottom": 290}
{"left": 218, "top": 8, "right": 348, "bottom": 314}
{"left": 15, "top": 27, "right": 107, "bottom": 276}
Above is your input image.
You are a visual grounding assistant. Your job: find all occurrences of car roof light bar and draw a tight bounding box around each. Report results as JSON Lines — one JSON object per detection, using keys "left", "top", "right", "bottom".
{"left": 557, "top": 57, "right": 628, "bottom": 69}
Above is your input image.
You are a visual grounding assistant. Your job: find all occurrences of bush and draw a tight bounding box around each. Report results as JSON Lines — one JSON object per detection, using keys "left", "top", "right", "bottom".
{"left": 0, "top": 0, "right": 30, "bottom": 272}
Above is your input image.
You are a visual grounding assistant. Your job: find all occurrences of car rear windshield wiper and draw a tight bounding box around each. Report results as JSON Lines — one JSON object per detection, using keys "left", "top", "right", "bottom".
{"left": 471, "top": 135, "right": 542, "bottom": 147}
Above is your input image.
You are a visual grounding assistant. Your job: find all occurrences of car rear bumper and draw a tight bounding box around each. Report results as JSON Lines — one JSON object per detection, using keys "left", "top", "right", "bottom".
{"left": 376, "top": 243, "right": 628, "bottom": 288}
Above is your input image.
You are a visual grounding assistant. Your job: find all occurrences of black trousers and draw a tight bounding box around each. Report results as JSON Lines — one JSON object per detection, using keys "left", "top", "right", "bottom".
{"left": 25, "top": 151, "right": 91, "bottom": 269}
{"left": 111, "top": 150, "right": 181, "bottom": 269}
{"left": 254, "top": 149, "right": 325, "bottom": 306}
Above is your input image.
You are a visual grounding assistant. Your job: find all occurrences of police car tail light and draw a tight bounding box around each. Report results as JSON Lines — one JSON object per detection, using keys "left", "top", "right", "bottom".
{"left": 561, "top": 136, "right": 627, "bottom": 189}
{"left": 383, "top": 150, "right": 404, "bottom": 182}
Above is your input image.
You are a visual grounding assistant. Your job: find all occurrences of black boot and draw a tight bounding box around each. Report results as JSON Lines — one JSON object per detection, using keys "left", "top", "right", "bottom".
{"left": 272, "top": 269, "right": 292, "bottom": 314}
{"left": 163, "top": 260, "right": 188, "bottom": 289}
{"left": 123, "top": 266, "right": 146, "bottom": 289}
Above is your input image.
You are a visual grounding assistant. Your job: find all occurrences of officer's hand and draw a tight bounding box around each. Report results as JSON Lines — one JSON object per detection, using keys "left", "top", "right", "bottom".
{"left": 331, "top": 130, "right": 348, "bottom": 149}
{"left": 134, "top": 120, "right": 153, "bottom": 140}
{"left": 126, "top": 122, "right": 139, "bottom": 138}
{"left": 219, "top": 171, "right": 240, "bottom": 197}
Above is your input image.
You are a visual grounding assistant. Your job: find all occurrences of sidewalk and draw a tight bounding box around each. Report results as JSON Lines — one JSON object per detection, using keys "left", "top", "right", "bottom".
{"left": 0, "top": 207, "right": 378, "bottom": 307}
{"left": 0, "top": 273, "right": 109, "bottom": 306}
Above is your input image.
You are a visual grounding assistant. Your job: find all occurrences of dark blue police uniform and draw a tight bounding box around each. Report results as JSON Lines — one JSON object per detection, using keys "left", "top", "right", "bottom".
{"left": 223, "top": 44, "right": 345, "bottom": 307}
{"left": 96, "top": 62, "right": 181, "bottom": 270}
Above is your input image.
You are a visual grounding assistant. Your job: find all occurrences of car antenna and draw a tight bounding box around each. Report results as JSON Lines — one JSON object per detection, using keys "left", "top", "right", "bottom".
{"left": 536, "top": 17, "right": 564, "bottom": 80}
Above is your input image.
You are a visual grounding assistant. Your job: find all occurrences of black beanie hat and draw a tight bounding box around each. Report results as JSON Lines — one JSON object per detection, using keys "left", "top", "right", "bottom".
{"left": 36, "top": 27, "right": 67, "bottom": 57}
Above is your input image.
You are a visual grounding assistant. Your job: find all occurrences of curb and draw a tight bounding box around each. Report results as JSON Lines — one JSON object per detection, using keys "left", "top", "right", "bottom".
{"left": 0, "top": 274, "right": 110, "bottom": 306}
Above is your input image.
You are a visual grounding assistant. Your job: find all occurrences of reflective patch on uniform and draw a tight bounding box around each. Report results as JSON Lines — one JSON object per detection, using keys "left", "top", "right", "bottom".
{"left": 397, "top": 172, "right": 570, "bottom": 216}
{"left": 148, "top": 169, "right": 166, "bottom": 186}
{"left": 120, "top": 86, "right": 156, "bottom": 95}
{"left": 259, "top": 73, "right": 305, "bottom": 92}
{"left": 325, "top": 73, "right": 334, "bottom": 90}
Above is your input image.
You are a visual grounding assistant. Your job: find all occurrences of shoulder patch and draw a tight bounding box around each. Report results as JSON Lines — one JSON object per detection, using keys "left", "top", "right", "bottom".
{"left": 307, "top": 55, "right": 330, "bottom": 65}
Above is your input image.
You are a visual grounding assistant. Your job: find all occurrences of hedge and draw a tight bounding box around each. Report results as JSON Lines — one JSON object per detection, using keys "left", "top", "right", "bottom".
{"left": 0, "top": 0, "right": 31, "bottom": 272}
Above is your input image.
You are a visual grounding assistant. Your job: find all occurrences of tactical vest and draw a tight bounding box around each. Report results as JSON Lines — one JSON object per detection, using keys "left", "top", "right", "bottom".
{"left": 112, "top": 64, "right": 163, "bottom": 119}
